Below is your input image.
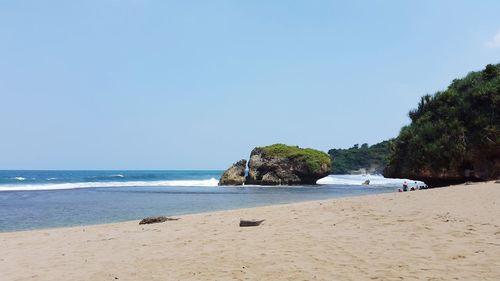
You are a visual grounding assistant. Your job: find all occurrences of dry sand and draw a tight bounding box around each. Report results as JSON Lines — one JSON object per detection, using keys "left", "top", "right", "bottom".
{"left": 1, "top": 181, "right": 500, "bottom": 281}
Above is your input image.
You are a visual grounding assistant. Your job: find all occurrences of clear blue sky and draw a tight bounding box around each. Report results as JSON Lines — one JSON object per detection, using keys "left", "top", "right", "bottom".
{"left": 1, "top": 1, "right": 499, "bottom": 169}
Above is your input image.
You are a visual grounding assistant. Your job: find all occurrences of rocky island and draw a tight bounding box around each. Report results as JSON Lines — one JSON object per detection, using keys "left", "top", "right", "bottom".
{"left": 219, "top": 144, "right": 331, "bottom": 186}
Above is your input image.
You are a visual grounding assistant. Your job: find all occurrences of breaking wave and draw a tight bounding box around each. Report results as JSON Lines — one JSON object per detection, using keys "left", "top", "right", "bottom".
{"left": 317, "top": 174, "right": 424, "bottom": 187}
{"left": 0, "top": 178, "right": 219, "bottom": 191}
{"left": 0, "top": 173, "right": 425, "bottom": 192}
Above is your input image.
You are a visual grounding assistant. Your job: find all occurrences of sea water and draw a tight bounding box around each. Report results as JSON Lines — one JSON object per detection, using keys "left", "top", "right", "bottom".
{"left": 0, "top": 171, "right": 421, "bottom": 232}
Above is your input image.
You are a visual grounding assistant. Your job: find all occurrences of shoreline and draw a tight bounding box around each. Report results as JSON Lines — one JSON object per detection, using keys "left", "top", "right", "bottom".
{"left": 0, "top": 175, "right": 404, "bottom": 233}
{"left": 0, "top": 187, "right": 393, "bottom": 234}
{"left": 2, "top": 181, "right": 499, "bottom": 280}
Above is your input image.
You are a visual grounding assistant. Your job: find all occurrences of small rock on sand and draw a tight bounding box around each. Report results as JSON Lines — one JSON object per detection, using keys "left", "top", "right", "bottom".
{"left": 139, "top": 216, "right": 179, "bottom": 225}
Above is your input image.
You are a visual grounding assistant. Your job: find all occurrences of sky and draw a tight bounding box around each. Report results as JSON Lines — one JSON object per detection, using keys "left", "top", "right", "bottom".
{"left": 0, "top": 0, "right": 499, "bottom": 170}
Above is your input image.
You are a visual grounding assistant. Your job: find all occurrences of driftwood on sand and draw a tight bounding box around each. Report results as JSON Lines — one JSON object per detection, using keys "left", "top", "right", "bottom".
{"left": 139, "top": 216, "right": 180, "bottom": 225}
{"left": 239, "top": 219, "right": 265, "bottom": 227}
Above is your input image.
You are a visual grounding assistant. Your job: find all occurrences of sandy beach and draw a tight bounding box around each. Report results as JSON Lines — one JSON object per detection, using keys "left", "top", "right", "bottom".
{"left": 1, "top": 181, "right": 500, "bottom": 281}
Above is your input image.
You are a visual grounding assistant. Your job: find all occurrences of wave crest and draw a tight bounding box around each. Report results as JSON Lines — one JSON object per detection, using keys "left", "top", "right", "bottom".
{"left": 317, "top": 175, "right": 424, "bottom": 187}
{"left": 0, "top": 178, "right": 219, "bottom": 191}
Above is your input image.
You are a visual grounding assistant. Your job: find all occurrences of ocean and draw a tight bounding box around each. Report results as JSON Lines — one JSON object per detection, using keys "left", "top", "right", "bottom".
{"left": 0, "top": 170, "right": 421, "bottom": 232}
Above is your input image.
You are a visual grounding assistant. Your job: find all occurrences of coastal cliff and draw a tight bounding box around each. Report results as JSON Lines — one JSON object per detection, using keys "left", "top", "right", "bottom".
{"left": 383, "top": 64, "right": 500, "bottom": 186}
{"left": 219, "top": 144, "right": 331, "bottom": 186}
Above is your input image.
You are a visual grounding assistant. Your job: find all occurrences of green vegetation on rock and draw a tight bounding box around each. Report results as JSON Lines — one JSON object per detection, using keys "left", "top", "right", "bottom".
{"left": 328, "top": 141, "right": 391, "bottom": 174}
{"left": 259, "top": 144, "right": 331, "bottom": 173}
{"left": 385, "top": 63, "right": 500, "bottom": 181}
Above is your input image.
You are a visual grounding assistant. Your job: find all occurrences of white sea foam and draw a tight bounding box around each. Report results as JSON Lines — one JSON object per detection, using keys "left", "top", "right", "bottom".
{"left": 13, "top": 177, "right": 26, "bottom": 181}
{"left": 0, "top": 175, "right": 425, "bottom": 192}
{"left": 0, "top": 178, "right": 219, "bottom": 191}
{"left": 317, "top": 174, "right": 425, "bottom": 187}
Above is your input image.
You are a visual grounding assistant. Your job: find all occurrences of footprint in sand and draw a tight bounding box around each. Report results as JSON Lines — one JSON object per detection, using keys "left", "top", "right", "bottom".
{"left": 449, "top": 231, "right": 473, "bottom": 238}
{"left": 466, "top": 225, "right": 476, "bottom": 231}
{"left": 451, "top": 255, "right": 466, "bottom": 260}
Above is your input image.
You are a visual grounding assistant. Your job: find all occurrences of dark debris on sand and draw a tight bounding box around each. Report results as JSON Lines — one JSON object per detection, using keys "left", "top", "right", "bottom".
{"left": 139, "top": 216, "right": 180, "bottom": 225}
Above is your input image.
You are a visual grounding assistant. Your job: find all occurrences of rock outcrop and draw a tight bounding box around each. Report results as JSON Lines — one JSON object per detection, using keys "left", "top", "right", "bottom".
{"left": 245, "top": 144, "right": 331, "bottom": 185}
{"left": 218, "top": 159, "right": 247, "bottom": 186}
{"left": 384, "top": 150, "right": 500, "bottom": 187}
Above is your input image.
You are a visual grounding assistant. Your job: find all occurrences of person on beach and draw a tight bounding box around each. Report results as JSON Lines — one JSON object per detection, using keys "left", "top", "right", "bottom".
{"left": 403, "top": 181, "right": 408, "bottom": 192}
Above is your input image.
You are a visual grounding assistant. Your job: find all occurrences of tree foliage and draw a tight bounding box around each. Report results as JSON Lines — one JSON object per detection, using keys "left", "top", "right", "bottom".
{"left": 260, "top": 144, "right": 331, "bottom": 173}
{"left": 385, "top": 64, "right": 500, "bottom": 177}
{"left": 328, "top": 140, "right": 392, "bottom": 174}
